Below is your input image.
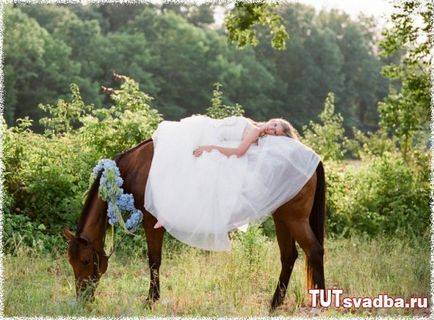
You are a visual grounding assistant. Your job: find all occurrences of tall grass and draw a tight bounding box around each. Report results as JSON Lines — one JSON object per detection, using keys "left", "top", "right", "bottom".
{"left": 3, "top": 233, "right": 430, "bottom": 317}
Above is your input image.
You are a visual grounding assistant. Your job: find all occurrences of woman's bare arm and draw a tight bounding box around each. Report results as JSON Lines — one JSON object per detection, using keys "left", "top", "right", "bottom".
{"left": 193, "top": 127, "right": 260, "bottom": 158}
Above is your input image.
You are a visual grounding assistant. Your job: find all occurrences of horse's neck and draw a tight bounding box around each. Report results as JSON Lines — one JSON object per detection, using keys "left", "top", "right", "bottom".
{"left": 78, "top": 139, "right": 153, "bottom": 245}
{"left": 80, "top": 191, "right": 107, "bottom": 246}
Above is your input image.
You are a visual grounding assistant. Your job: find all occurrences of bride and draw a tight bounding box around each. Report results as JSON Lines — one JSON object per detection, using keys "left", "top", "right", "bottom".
{"left": 192, "top": 117, "right": 297, "bottom": 158}
{"left": 144, "top": 115, "right": 320, "bottom": 251}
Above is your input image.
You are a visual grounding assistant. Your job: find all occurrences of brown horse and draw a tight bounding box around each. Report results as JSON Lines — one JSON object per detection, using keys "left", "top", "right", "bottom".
{"left": 63, "top": 138, "right": 326, "bottom": 310}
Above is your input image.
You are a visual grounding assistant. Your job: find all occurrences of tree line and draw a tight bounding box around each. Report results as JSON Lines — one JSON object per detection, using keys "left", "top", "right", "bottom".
{"left": 5, "top": 3, "right": 391, "bottom": 134}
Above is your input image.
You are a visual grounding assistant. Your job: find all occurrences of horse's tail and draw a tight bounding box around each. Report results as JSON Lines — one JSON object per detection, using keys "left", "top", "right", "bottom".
{"left": 306, "top": 160, "right": 326, "bottom": 290}
{"left": 309, "top": 161, "right": 326, "bottom": 246}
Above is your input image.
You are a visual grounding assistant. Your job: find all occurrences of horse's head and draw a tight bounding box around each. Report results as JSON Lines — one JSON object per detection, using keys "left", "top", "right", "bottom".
{"left": 63, "top": 228, "right": 108, "bottom": 301}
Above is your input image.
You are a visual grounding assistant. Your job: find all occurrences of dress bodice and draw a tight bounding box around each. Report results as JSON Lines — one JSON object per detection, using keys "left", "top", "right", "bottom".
{"left": 215, "top": 116, "right": 248, "bottom": 142}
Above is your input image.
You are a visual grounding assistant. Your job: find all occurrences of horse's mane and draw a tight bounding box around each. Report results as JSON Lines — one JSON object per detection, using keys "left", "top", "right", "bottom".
{"left": 114, "top": 138, "right": 153, "bottom": 162}
{"left": 75, "top": 138, "right": 153, "bottom": 234}
{"left": 76, "top": 170, "right": 102, "bottom": 235}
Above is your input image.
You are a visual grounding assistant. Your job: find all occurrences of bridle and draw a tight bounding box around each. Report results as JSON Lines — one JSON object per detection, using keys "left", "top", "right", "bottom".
{"left": 73, "top": 235, "right": 110, "bottom": 284}
{"left": 80, "top": 218, "right": 114, "bottom": 281}
{"left": 89, "top": 242, "right": 106, "bottom": 280}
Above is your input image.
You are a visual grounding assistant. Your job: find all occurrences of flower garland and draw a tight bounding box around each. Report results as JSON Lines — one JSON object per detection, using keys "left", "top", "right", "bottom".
{"left": 92, "top": 159, "right": 143, "bottom": 233}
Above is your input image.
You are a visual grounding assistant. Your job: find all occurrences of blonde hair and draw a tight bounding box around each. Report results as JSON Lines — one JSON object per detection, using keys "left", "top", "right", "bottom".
{"left": 253, "top": 118, "right": 299, "bottom": 140}
{"left": 272, "top": 118, "right": 299, "bottom": 140}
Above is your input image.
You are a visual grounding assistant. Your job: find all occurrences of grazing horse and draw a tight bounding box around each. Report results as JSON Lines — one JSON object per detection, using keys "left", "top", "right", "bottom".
{"left": 63, "top": 138, "right": 326, "bottom": 309}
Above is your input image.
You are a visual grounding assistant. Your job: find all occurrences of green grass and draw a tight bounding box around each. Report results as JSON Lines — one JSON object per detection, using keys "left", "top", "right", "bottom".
{"left": 3, "top": 234, "right": 430, "bottom": 317}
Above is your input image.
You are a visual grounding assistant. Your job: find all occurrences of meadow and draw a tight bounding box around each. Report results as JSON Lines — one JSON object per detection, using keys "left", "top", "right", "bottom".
{"left": 2, "top": 78, "right": 430, "bottom": 317}
{"left": 3, "top": 2, "right": 431, "bottom": 318}
{"left": 3, "top": 232, "right": 430, "bottom": 317}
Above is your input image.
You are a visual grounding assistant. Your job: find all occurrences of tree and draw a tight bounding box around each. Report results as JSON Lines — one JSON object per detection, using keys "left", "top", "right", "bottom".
{"left": 378, "top": 0, "right": 432, "bottom": 157}
{"left": 302, "top": 92, "right": 348, "bottom": 161}
{"left": 98, "top": 3, "right": 147, "bottom": 31}
{"left": 4, "top": 6, "right": 82, "bottom": 128}
{"left": 317, "top": 10, "right": 389, "bottom": 132}
{"left": 224, "top": 1, "right": 289, "bottom": 49}
{"left": 253, "top": 3, "right": 390, "bottom": 133}
{"left": 18, "top": 3, "right": 74, "bottom": 33}
{"left": 160, "top": 3, "right": 215, "bottom": 26}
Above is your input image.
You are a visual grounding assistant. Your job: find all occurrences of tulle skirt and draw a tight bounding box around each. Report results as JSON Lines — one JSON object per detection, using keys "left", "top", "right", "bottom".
{"left": 144, "top": 115, "right": 320, "bottom": 251}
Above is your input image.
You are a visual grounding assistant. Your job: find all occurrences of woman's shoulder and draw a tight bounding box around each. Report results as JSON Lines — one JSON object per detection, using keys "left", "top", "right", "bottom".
{"left": 241, "top": 119, "right": 261, "bottom": 141}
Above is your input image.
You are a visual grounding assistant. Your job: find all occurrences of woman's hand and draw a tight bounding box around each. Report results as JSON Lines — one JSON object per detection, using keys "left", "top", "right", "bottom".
{"left": 193, "top": 145, "right": 213, "bottom": 157}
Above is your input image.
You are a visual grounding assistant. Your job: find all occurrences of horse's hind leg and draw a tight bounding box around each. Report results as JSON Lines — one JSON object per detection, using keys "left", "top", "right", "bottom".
{"left": 271, "top": 216, "right": 298, "bottom": 310}
{"left": 288, "top": 220, "right": 325, "bottom": 294}
{"left": 143, "top": 214, "right": 165, "bottom": 304}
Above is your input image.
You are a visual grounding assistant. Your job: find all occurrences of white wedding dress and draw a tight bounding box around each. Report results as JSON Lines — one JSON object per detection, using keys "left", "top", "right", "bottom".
{"left": 144, "top": 115, "right": 320, "bottom": 251}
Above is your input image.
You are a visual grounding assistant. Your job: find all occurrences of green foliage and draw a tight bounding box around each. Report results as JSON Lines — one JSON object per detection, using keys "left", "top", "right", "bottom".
{"left": 378, "top": 0, "right": 431, "bottom": 157}
{"left": 6, "top": 3, "right": 389, "bottom": 134}
{"left": 351, "top": 127, "right": 399, "bottom": 160}
{"left": 232, "top": 225, "right": 268, "bottom": 270}
{"left": 4, "top": 6, "right": 82, "bottom": 127}
{"left": 326, "top": 151, "right": 430, "bottom": 238}
{"left": 205, "top": 83, "right": 245, "bottom": 119}
{"left": 302, "top": 93, "right": 350, "bottom": 161}
{"left": 259, "top": 3, "right": 388, "bottom": 132}
{"left": 39, "top": 84, "right": 91, "bottom": 135}
{"left": 161, "top": 3, "right": 215, "bottom": 27}
{"left": 2, "top": 76, "right": 161, "bottom": 251}
{"left": 3, "top": 125, "right": 93, "bottom": 229}
{"left": 3, "top": 213, "right": 64, "bottom": 255}
{"left": 315, "top": 11, "right": 386, "bottom": 131}
{"left": 225, "top": 2, "right": 289, "bottom": 49}
{"left": 80, "top": 75, "right": 162, "bottom": 157}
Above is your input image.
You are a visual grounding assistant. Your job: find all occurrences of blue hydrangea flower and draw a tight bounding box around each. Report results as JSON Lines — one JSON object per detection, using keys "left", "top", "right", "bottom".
{"left": 92, "top": 159, "right": 143, "bottom": 233}
{"left": 126, "top": 209, "right": 143, "bottom": 232}
{"left": 117, "top": 194, "right": 135, "bottom": 211}
{"left": 107, "top": 202, "right": 118, "bottom": 225}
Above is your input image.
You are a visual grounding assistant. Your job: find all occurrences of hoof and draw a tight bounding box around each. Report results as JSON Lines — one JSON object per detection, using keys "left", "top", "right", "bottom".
{"left": 270, "top": 292, "right": 285, "bottom": 311}
{"left": 144, "top": 298, "right": 154, "bottom": 310}
{"left": 145, "top": 295, "right": 160, "bottom": 310}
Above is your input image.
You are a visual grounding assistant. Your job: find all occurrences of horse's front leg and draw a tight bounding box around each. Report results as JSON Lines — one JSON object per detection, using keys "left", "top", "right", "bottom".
{"left": 271, "top": 215, "right": 298, "bottom": 310}
{"left": 143, "top": 214, "right": 165, "bottom": 305}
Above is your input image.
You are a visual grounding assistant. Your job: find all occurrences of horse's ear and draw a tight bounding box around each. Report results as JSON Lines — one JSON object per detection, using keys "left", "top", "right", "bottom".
{"left": 77, "top": 235, "right": 90, "bottom": 244}
{"left": 63, "top": 227, "right": 75, "bottom": 241}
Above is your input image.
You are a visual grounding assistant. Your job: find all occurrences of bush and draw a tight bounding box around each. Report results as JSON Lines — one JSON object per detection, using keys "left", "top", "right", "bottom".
{"left": 3, "top": 213, "right": 64, "bottom": 255}
{"left": 3, "top": 76, "right": 429, "bottom": 256}
{"left": 206, "top": 83, "right": 244, "bottom": 119}
{"left": 326, "top": 151, "right": 430, "bottom": 237}
{"left": 231, "top": 225, "right": 268, "bottom": 269}
{"left": 302, "top": 92, "right": 353, "bottom": 161}
{"left": 3, "top": 127, "right": 92, "bottom": 229}
{"left": 352, "top": 127, "right": 399, "bottom": 160}
{"left": 79, "top": 75, "right": 162, "bottom": 157}
{"left": 2, "top": 76, "right": 161, "bottom": 240}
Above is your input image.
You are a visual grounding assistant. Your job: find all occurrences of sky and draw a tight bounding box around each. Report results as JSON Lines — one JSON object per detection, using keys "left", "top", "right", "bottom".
{"left": 213, "top": 0, "right": 395, "bottom": 26}
{"left": 293, "top": 0, "right": 395, "bottom": 20}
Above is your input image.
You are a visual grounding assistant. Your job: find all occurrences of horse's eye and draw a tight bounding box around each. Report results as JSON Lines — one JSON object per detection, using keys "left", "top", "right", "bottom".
{"left": 82, "top": 259, "right": 91, "bottom": 265}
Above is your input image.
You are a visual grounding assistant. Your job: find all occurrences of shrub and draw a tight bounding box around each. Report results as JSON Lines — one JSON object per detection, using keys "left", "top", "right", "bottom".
{"left": 79, "top": 75, "right": 162, "bottom": 157}
{"left": 3, "top": 213, "right": 64, "bottom": 255}
{"left": 302, "top": 92, "right": 353, "bottom": 161}
{"left": 2, "top": 76, "right": 161, "bottom": 240}
{"left": 206, "top": 83, "right": 244, "bottom": 119}
{"left": 352, "top": 127, "right": 399, "bottom": 160}
{"left": 326, "top": 151, "right": 430, "bottom": 237}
